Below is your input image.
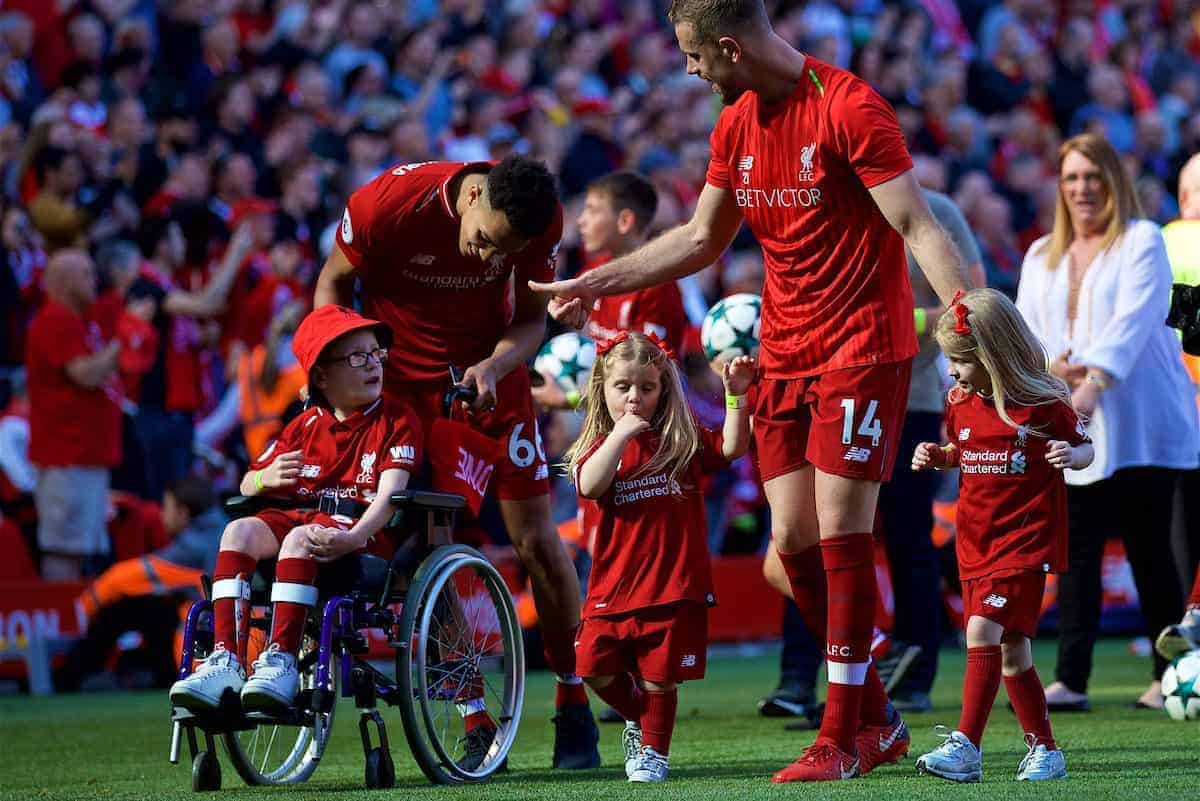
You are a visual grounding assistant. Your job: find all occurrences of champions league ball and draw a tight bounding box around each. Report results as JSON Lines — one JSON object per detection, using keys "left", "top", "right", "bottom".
{"left": 701, "top": 293, "right": 762, "bottom": 362}
{"left": 1162, "top": 650, "right": 1200, "bottom": 721}
{"left": 535, "top": 332, "right": 596, "bottom": 395}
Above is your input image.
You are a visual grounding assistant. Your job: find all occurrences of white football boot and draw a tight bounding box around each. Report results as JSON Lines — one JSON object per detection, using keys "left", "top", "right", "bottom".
{"left": 240, "top": 643, "right": 300, "bottom": 709}
{"left": 628, "top": 746, "right": 669, "bottom": 783}
{"left": 169, "top": 646, "right": 245, "bottom": 711}
{"left": 1016, "top": 735, "right": 1067, "bottom": 781}
{"left": 915, "top": 728, "right": 982, "bottom": 783}
{"left": 622, "top": 721, "right": 643, "bottom": 778}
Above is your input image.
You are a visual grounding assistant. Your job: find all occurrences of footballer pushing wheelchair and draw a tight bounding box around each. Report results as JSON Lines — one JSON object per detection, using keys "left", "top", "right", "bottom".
{"left": 167, "top": 381, "right": 525, "bottom": 791}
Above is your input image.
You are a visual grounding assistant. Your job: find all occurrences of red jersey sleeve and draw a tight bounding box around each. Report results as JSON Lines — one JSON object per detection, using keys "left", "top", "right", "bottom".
{"left": 381, "top": 402, "right": 424, "bottom": 472}
{"left": 249, "top": 414, "right": 300, "bottom": 469}
{"left": 705, "top": 113, "right": 733, "bottom": 189}
{"left": 829, "top": 77, "right": 914, "bottom": 190}
{"left": 336, "top": 185, "right": 375, "bottom": 270}
{"left": 513, "top": 209, "right": 564, "bottom": 285}
{"left": 695, "top": 425, "right": 730, "bottom": 474}
{"left": 1050, "top": 401, "right": 1091, "bottom": 446}
{"left": 572, "top": 435, "right": 608, "bottom": 487}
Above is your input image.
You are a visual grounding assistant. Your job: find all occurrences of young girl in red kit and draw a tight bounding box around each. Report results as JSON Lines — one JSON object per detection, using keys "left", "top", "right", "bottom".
{"left": 912, "top": 289, "right": 1093, "bottom": 783}
{"left": 171, "top": 305, "right": 422, "bottom": 712}
{"left": 565, "top": 331, "right": 755, "bottom": 783}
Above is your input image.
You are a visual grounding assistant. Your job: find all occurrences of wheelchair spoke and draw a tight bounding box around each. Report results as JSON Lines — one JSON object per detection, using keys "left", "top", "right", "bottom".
{"left": 260, "top": 725, "right": 281, "bottom": 774}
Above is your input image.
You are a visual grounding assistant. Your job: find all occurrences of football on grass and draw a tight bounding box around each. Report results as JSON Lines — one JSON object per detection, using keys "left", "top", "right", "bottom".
{"left": 1163, "top": 649, "right": 1200, "bottom": 721}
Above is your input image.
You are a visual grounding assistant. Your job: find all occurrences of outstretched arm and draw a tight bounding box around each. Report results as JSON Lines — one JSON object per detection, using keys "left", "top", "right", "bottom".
{"left": 314, "top": 244, "right": 357, "bottom": 309}
{"left": 870, "top": 171, "right": 975, "bottom": 304}
{"left": 531, "top": 183, "right": 742, "bottom": 325}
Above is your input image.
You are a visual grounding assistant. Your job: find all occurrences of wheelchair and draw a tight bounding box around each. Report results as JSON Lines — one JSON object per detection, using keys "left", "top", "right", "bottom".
{"left": 168, "top": 485, "right": 525, "bottom": 790}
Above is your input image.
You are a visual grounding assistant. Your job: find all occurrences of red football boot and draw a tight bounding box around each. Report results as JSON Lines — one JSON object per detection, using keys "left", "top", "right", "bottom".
{"left": 771, "top": 737, "right": 860, "bottom": 783}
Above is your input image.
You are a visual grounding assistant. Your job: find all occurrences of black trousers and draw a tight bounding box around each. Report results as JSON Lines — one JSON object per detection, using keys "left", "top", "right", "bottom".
{"left": 877, "top": 411, "right": 944, "bottom": 693}
{"left": 1056, "top": 466, "right": 1184, "bottom": 692}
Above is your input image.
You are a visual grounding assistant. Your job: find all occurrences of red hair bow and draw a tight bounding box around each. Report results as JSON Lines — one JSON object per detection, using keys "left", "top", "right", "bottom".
{"left": 595, "top": 331, "right": 629, "bottom": 357}
{"left": 951, "top": 290, "right": 972, "bottom": 336}
{"left": 595, "top": 330, "right": 677, "bottom": 362}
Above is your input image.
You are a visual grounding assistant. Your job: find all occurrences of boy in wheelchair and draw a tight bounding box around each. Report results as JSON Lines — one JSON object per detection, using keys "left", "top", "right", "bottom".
{"left": 170, "top": 305, "right": 422, "bottom": 712}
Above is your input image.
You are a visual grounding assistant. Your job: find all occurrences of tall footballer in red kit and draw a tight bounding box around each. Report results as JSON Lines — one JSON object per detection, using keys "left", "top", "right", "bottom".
{"left": 533, "top": 0, "right": 973, "bottom": 782}
{"left": 314, "top": 156, "right": 602, "bottom": 768}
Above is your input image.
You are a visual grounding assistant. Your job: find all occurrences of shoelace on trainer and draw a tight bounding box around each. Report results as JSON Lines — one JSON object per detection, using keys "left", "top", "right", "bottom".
{"left": 254, "top": 643, "right": 289, "bottom": 670}
{"left": 798, "top": 741, "right": 843, "bottom": 764}
{"left": 932, "top": 725, "right": 971, "bottom": 756}
{"left": 1020, "top": 733, "right": 1051, "bottom": 772}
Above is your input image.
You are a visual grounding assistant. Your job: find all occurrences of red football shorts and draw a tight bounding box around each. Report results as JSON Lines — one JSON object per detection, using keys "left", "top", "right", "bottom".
{"left": 388, "top": 369, "right": 549, "bottom": 501}
{"left": 575, "top": 602, "right": 708, "bottom": 683}
{"left": 752, "top": 359, "right": 912, "bottom": 483}
{"left": 961, "top": 570, "right": 1047, "bottom": 639}
{"left": 253, "top": 509, "right": 397, "bottom": 559}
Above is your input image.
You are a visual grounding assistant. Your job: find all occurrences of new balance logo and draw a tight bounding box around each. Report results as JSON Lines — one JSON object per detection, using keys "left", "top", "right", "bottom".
{"left": 300, "top": 464, "right": 321, "bottom": 478}
{"left": 737, "top": 156, "right": 754, "bottom": 171}
{"left": 680, "top": 654, "right": 697, "bottom": 668}
{"left": 983, "top": 593, "right": 1008, "bottom": 608}
{"left": 844, "top": 447, "right": 872, "bottom": 463}
{"left": 959, "top": 428, "right": 971, "bottom": 441}
{"left": 410, "top": 253, "right": 436, "bottom": 265}
{"left": 389, "top": 445, "right": 414, "bottom": 463}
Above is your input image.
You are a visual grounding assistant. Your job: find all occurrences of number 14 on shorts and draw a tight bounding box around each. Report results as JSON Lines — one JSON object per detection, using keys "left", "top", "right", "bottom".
{"left": 840, "top": 398, "right": 882, "bottom": 447}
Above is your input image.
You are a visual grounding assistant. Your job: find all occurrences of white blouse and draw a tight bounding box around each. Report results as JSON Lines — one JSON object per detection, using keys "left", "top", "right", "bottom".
{"left": 1016, "top": 219, "right": 1200, "bottom": 485}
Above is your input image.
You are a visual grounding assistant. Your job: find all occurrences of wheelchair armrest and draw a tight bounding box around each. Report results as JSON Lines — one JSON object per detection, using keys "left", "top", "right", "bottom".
{"left": 223, "top": 494, "right": 307, "bottom": 519}
{"left": 388, "top": 490, "right": 466, "bottom": 512}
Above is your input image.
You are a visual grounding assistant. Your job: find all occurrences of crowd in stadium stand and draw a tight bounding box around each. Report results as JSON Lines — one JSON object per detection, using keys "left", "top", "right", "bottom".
{"left": 0, "top": 0, "right": 1198, "bottom": 696}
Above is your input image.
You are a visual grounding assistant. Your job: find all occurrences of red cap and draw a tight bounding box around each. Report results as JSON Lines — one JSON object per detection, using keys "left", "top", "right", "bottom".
{"left": 229, "top": 196, "right": 278, "bottom": 229}
{"left": 292, "top": 305, "right": 393, "bottom": 377}
{"left": 571, "top": 98, "right": 614, "bottom": 116}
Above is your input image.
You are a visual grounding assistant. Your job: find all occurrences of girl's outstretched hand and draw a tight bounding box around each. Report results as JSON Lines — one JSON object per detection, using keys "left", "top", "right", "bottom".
{"left": 723, "top": 355, "right": 758, "bottom": 397}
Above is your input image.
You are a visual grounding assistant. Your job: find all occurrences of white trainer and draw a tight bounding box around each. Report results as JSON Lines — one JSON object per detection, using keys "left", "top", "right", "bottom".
{"left": 1155, "top": 608, "right": 1200, "bottom": 661}
{"left": 622, "top": 721, "right": 643, "bottom": 778}
{"left": 170, "top": 646, "right": 245, "bottom": 711}
{"left": 628, "top": 746, "right": 669, "bottom": 783}
{"left": 240, "top": 643, "right": 300, "bottom": 709}
{"left": 915, "top": 728, "right": 982, "bottom": 783}
{"left": 1016, "top": 735, "right": 1067, "bottom": 781}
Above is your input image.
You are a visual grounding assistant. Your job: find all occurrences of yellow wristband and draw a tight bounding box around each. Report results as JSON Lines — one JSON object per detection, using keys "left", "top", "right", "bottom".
{"left": 254, "top": 470, "right": 265, "bottom": 491}
{"left": 566, "top": 389, "right": 581, "bottom": 410}
{"left": 726, "top": 393, "right": 748, "bottom": 410}
{"left": 914, "top": 307, "right": 928, "bottom": 336}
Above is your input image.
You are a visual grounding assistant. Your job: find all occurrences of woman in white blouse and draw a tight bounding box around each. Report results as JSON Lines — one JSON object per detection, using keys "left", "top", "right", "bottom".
{"left": 1016, "top": 133, "right": 1200, "bottom": 711}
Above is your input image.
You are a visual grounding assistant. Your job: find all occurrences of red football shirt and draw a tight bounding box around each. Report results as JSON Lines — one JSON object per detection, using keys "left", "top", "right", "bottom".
{"left": 945, "top": 389, "right": 1090, "bottom": 580}
{"left": 250, "top": 398, "right": 423, "bottom": 505}
{"left": 583, "top": 254, "right": 688, "bottom": 352}
{"left": 336, "top": 161, "right": 563, "bottom": 384}
{"left": 25, "top": 300, "right": 122, "bottom": 468}
{"left": 706, "top": 56, "right": 917, "bottom": 378}
{"left": 575, "top": 426, "right": 727, "bottom": 617}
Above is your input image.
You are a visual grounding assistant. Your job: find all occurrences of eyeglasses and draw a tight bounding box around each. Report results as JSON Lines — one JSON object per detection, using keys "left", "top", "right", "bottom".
{"left": 321, "top": 347, "right": 388, "bottom": 368}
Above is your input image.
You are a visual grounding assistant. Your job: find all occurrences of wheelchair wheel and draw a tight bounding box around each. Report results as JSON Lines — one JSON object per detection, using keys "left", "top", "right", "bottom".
{"left": 397, "top": 545, "right": 525, "bottom": 784}
{"left": 223, "top": 632, "right": 335, "bottom": 785}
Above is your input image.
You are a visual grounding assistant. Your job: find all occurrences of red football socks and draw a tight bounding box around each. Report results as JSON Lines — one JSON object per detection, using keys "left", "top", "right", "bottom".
{"left": 641, "top": 689, "right": 678, "bottom": 756}
{"left": 959, "top": 645, "right": 1002, "bottom": 747}
{"left": 778, "top": 540, "right": 890, "bottom": 729}
{"left": 590, "top": 672, "right": 645, "bottom": 722}
{"left": 818, "top": 533, "right": 878, "bottom": 752}
{"left": 269, "top": 558, "right": 319, "bottom": 654}
{"left": 776, "top": 546, "right": 828, "bottom": 642}
{"left": 1004, "top": 665, "right": 1057, "bottom": 750}
{"left": 545, "top": 625, "right": 589, "bottom": 707}
{"left": 212, "top": 549, "right": 257, "bottom": 659}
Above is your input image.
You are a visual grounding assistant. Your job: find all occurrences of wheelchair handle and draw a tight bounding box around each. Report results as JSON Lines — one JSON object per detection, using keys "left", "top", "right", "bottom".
{"left": 442, "top": 383, "right": 478, "bottom": 416}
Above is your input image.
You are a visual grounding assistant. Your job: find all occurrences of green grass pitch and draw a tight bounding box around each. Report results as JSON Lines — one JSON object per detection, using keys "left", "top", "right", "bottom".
{"left": 2, "top": 639, "right": 1197, "bottom": 800}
